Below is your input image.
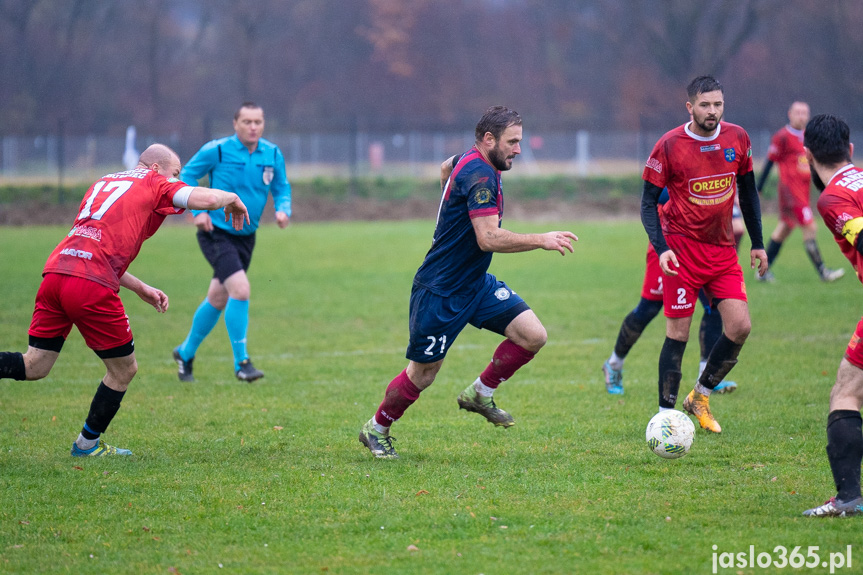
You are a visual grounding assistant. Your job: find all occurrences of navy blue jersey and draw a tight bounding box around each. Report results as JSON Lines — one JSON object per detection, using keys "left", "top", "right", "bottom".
{"left": 413, "top": 147, "right": 503, "bottom": 296}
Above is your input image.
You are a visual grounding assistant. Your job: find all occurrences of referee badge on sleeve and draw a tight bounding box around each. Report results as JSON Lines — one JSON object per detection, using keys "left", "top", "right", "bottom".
{"left": 262, "top": 166, "right": 274, "bottom": 185}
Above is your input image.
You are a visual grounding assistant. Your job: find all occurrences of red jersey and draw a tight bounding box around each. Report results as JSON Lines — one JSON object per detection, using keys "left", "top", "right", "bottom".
{"left": 42, "top": 168, "right": 191, "bottom": 292}
{"left": 767, "top": 125, "right": 811, "bottom": 208}
{"left": 643, "top": 122, "right": 754, "bottom": 246}
{"left": 816, "top": 164, "right": 863, "bottom": 282}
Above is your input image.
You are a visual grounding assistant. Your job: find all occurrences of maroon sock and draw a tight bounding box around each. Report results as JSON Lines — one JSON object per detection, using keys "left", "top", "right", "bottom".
{"left": 374, "top": 369, "right": 422, "bottom": 427}
{"left": 479, "top": 340, "right": 536, "bottom": 389}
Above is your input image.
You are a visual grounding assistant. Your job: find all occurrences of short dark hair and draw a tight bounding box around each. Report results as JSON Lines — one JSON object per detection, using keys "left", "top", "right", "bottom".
{"left": 687, "top": 76, "right": 723, "bottom": 101}
{"left": 475, "top": 106, "right": 522, "bottom": 142}
{"left": 804, "top": 114, "right": 851, "bottom": 165}
{"left": 235, "top": 101, "right": 262, "bottom": 120}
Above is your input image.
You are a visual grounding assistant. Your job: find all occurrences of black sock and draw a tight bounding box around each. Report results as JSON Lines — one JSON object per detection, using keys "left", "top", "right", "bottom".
{"left": 765, "top": 238, "right": 782, "bottom": 266}
{"left": 698, "top": 334, "right": 743, "bottom": 389}
{"left": 0, "top": 352, "right": 26, "bottom": 380}
{"left": 699, "top": 308, "right": 722, "bottom": 362}
{"left": 614, "top": 310, "right": 655, "bottom": 358}
{"left": 83, "top": 381, "right": 126, "bottom": 437}
{"left": 804, "top": 239, "right": 826, "bottom": 275}
{"left": 658, "top": 337, "right": 687, "bottom": 408}
{"left": 826, "top": 410, "right": 863, "bottom": 502}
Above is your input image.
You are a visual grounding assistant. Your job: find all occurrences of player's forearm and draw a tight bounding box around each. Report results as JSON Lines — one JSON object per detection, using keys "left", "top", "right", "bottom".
{"left": 476, "top": 227, "right": 544, "bottom": 253}
{"left": 641, "top": 181, "right": 669, "bottom": 255}
{"left": 755, "top": 160, "right": 773, "bottom": 192}
{"left": 737, "top": 171, "right": 765, "bottom": 250}
{"left": 187, "top": 187, "right": 241, "bottom": 211}
{"left": 119, "top": 272, "right": 145, "bottom": 294}
{"left": 440, "top": 155, "right": 460, "bottom": 191}
{"left": 272, "top": 187, "right": 292, "bottom": 217}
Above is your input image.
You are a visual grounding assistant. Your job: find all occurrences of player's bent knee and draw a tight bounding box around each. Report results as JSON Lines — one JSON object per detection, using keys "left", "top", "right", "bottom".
{"left": 520, "top": 325, "right": 547, "bottom": 353}
{"left": 726, "top": 321, "right": 751, "bottom": 342}
{"left": 533, "top": 327, "right": 548, "bottom": 350}
{"left": 406, "top": 361, "right": 442, "bottom": 389}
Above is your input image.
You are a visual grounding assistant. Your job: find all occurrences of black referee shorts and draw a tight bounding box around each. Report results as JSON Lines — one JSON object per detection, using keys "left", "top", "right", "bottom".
{"left": 196, "top": 227, "right": 256, "bottom": 283}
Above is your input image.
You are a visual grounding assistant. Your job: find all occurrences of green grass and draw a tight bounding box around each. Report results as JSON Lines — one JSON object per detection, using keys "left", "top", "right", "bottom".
{"left": 0, "top": 215, "right": 857, "bottom": 574}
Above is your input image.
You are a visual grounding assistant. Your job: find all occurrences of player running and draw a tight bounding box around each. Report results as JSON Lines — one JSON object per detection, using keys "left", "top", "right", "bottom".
{"left": 0, "top": 144, "right": 248, "bottom": 456}
{"left": 640, "top": 76, "right": 766, "bottom": 433}
{"left": 358, "top": 106, "right": 577, "bottom": 459}
{"left": 756, "top": 101, "right": 844, "bottom": 283}
{"left": 804, "top": 114, "right": 863, "bottom": 516}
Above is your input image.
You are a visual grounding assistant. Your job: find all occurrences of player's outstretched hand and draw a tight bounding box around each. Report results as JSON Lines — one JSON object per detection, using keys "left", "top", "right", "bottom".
{"left": 541, "top": 231, "right": 578, "bottom": 255}
{"left": 659, "top": 250, "right": 680, "bottom": 276}
{"left": 751, "top": 248, "right": 768, "bottom": 275}
{"left": 224, "top": 197, "right": 251, "bottom": 231}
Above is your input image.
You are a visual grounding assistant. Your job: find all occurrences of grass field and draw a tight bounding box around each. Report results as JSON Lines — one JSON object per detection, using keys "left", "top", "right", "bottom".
{"left": 0, "top": 215, "right": 859, "bottom": 574}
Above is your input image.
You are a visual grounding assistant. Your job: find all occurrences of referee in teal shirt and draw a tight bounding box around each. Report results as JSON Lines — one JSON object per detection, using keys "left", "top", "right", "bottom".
{"left": 173, "top": 102, "right": 291, "bottom": 382}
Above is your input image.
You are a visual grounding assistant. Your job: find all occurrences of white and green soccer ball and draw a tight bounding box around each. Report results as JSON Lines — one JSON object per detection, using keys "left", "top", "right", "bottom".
{"left": 645, "top": 410, "right": 695, "bottom": 459}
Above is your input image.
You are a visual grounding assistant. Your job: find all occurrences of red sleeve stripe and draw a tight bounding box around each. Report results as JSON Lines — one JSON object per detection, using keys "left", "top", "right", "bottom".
{"left": 445, "top": 148, "right": 483, "bottom": 200}
{"left": 469, "top": 207, "right": 499, "bottom": 219}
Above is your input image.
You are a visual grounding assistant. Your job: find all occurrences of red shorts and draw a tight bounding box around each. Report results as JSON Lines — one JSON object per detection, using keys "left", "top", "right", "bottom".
{"left": 29, "top": 273, "right": 132, "bottom": 351}
{"left": 845, "top": 318, "right": 863, "bottom": 370}
{"left": 779, "top": 201, "right": 814, "bottom": 229}
{"left": 662, "top": 235, "right": 747, "bottom": 318}
{"left": 640, "top": 245, "right": 664, "bottom": 301}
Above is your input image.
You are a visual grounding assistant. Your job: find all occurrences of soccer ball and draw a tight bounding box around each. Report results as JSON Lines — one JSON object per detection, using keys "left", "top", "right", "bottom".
{"left": 645, "top": 410, "right": 695, "bottom": 459}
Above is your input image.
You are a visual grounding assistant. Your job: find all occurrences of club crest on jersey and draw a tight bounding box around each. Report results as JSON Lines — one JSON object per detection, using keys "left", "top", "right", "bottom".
{"left": 724, "top": 148, "right": 736, "bottom": 162}
{"left": 474, "top": 188, "right": 493, "bottom": 204}
{"left": 262, "top": 166, "right": 274, "bottom": 185}
{"left": 494, "top": 287, "right": 510, "bottom": 301}
{"left": 688, "top": 173, "right": 735, "bottom": 206}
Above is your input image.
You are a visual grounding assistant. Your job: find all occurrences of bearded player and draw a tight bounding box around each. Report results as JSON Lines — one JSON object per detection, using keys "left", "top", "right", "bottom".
{"left": 640, "top": 76, "right": 767, "bottom": 433}
{"left": 602, "top": 188, "right": 742, "bottom": 395}
{"left": 803, "top": 114, "right": 863, "bottom": 516}
{"left": 358, "top": 106, "right": 577, "bottom": 459}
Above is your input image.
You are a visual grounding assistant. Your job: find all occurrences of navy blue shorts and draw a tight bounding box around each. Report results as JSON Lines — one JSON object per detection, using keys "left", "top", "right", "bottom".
{"left": 197, "top": 227, "right": 255, "bottom": 283}
{"left": 406, "top": 274, "right": 530, "bottom": 363}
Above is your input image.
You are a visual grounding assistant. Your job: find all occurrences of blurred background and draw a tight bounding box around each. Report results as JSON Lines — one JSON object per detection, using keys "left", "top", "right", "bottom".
{"left": 1, "top": 0, "right": 861, "bottom": 182}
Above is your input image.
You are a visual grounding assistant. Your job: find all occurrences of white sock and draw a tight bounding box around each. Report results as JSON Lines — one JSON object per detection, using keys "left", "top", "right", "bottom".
{"left": 695, "top": 382, "right": 712, "bottom": 396}
{"left": 373, "top": 421, "right": 389, "bottom": 434}
{"left": 474, "top": 378, "right": 496, "bottom": 397}
{"left": 608, "top": 352, "right": 624, "bottom": 370}
{"left": 698, "top": 360, "right": 706, "bottom": 378}
{"left": 76, "top": 434, "right": 98, "bottom": 450}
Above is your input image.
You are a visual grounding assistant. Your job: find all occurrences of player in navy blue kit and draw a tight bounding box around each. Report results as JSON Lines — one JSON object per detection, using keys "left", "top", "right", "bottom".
{"left": 358, "top": 106, "right": 578, "bottom": 459}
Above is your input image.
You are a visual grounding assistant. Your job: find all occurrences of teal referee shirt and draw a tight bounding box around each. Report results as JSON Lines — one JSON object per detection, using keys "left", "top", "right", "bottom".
{"left": 181, "top": 134, "right": 291, "bottom": 235}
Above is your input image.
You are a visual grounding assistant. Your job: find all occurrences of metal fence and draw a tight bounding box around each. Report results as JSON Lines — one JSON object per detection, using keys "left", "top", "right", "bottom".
{"left": 0, "top": 128, "right": 799, "bottom": 184}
